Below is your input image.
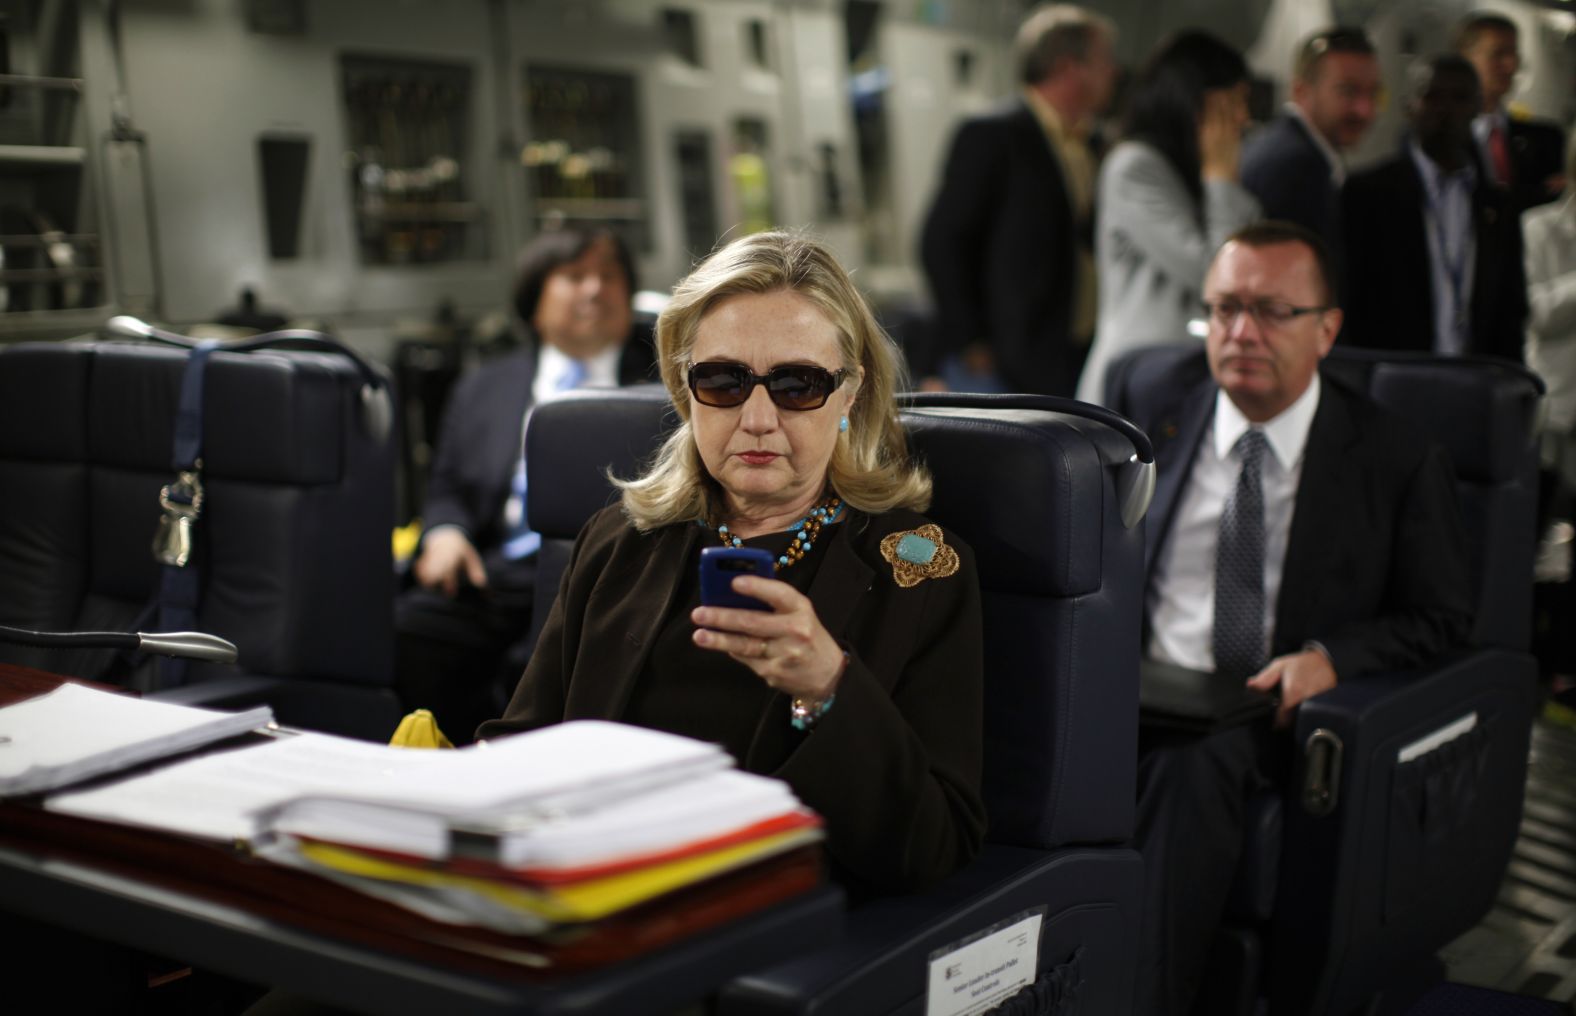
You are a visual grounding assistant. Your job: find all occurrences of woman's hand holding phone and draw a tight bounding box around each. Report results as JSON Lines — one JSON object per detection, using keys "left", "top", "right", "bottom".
{"left": 692, "top": 548, "right": 846, "bottom": 700}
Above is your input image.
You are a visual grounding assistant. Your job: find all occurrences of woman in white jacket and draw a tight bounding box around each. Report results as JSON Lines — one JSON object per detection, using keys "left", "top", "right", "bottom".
{"left": 1077, "top": 31, "right": 1260, "bottom": 405}
{"left": 1524, "top": 134, "right": 1576, "bottom": 487}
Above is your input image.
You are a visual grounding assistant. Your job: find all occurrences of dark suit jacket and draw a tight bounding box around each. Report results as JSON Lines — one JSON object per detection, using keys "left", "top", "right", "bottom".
{"left": 420, "top": 333, "right": 655, "bottom": 584}
{"left": 1241, "top": 113, "right": 1344, "bottom": 270}
{"left": 920, "top": 98, "right": 1084, "bottom": 395}
{"left": 1122, "top": 354, "right": 1473, "bottom": 680}
{"left": 1505, "top": 115, "right": 1567, "bottom": 213}
{"left": 479, "top": 505, "right": 987, "bottom": 893}
{"left": 1341, "top": 151, "right": 1527, "bottom": 362}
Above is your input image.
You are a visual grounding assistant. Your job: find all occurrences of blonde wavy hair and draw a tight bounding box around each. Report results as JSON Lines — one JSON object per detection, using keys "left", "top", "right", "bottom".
{"left": 616, "top": 230, "right": 930, "bottom": 530}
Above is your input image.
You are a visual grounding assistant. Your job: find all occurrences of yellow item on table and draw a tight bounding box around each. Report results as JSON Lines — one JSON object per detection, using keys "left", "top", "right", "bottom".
{"left": 389, "top": 709, "right": 454, "bottom": 749}
{"left": 392, "top": 519, "right": 423, "bottom": 563}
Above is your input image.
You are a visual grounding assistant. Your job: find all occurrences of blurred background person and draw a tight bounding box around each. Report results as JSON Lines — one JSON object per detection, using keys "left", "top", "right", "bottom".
{"left": 1076, "top": 30, "right": 1260, "bottom": 405}
{"left": 395, "top": 227, "right": 654, "bottom": 743}
{"left": 480, "top": 231, "right": 985, "bottom": 895}
{"left": 1342, "top": 54, "right": 1526, "bottom": 361}
{"left": 920, "top": 3, "right": 1117, "bottom": 397}
{"left": 1526, "top": 134, "right": 1576, "bottom": 473}
{"left": 1524, "top": 132, "right": 1576, "bottom": 702}
{"left": 1456, "top": 10, "right": 1567, "bottom": 213}
{"left": 1241, "top": 27, "right": 1381, "bottom": 275}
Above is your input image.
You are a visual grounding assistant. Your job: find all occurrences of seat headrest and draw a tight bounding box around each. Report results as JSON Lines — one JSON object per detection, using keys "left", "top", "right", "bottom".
{"left": 1324, "top": 350, "right": 1541, "bottom": 485}
{"left": 528, "top": 389, "right": 1147, "bottom": 598}
{"left": 906, "top": 407, "right": 1121, "bottom": 596}
{"left": 0, "top": 341, "right": 361, "bottom": 484}
{"left": 526, "top": 385, "right": 675, "bottom": 538}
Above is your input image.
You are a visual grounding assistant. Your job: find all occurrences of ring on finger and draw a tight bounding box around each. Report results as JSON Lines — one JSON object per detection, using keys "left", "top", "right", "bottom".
{"left": 758, "top": 639, "right": 770, "bottom": 659}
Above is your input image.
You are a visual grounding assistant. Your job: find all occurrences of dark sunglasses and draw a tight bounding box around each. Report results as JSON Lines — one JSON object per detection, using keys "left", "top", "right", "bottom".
{"left": 687, "top": 361, "right": 847, "bottom": 411}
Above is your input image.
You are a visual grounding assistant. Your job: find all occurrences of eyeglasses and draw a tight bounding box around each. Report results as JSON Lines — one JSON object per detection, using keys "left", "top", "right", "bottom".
{"left": 1202, "top": 298, "right": 1330, "bottom": 330}
{"left": 687, "top": 361, "right": 848, "bottom": 411}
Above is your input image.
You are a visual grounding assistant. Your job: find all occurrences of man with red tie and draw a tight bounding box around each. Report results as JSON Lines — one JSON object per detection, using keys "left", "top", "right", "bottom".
{"left": 1456, "top": 11, "right": 1566, "bottom": 213}
{"left": 1341, "top": 54, "right": 1527, "bottom": 362}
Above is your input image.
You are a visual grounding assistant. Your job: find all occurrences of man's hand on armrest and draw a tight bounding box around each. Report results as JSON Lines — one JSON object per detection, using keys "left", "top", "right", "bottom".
{"left": 1246, "top": 646, "right": 1337, "bottom": 728}
{"left": 413, "top": 526, "right": 488, "bottom": 597}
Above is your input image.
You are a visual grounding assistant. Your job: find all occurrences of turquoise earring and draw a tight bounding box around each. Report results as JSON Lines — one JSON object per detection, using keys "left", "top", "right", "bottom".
{"left": 838, "top": 415, "right": 849, "bottom": 433}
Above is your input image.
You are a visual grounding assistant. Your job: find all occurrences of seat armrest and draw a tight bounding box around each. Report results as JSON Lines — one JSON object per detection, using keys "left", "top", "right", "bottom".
{"left": 1295, "top": 649, "right": 1524, "bottom": 733}
{"left": 1266, "top": 648, "right": 1537, "bottom": 1015}
{"left": 718, "top": 845, "right": 1141, "bottom": 1016}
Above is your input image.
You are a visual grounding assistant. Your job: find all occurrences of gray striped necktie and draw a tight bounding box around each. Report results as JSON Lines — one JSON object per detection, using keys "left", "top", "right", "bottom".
{"left": 1214, "top": 428, "right": 1268, "bottom": 677}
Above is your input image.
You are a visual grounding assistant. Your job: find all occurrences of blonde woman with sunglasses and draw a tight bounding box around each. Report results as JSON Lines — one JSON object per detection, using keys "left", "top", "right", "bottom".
{"left": 481, "top": 231, "right": 985, "bottom": 894}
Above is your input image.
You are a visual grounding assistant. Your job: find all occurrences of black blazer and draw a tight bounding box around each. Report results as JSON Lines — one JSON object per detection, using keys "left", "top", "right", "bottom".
{"left": 1241, "top": 114, "right": 1344, "bottom": 268}
{"left": 1505, "top": 115, "right": 1568, "bottom": 213}
{"left": 920, "top": 98, "right": 1083, "bottom": 395}
{"left": 1131, "top": 357, "right": 1473, "bottom": 680}
{"left": 420, "top": 333, "right": 656, "bottom": 578}
{"left": 1341, "top": 151, "right": 1527, "bottom": 362}
{"left": 480, "top": 505, "right": 987, "bottom": 893}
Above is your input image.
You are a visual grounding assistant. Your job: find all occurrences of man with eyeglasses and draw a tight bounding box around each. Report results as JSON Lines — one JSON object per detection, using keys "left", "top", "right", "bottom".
{"left": 1241, "top": 27, "right": 1380, "bottom": 273}
{"left": 1341, "top": 53, "right": 1527, "bottom": 361}
{"left": 1116, "top": 222, "right": 1473, "bottom": 1015}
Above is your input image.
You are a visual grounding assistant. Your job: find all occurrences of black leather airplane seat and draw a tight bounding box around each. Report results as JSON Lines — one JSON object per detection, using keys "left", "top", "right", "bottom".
{"left": 523, "top": 386, "right": 1153, "bottom": 1015}
{"left": 0, "top": 339, "right": 400, "bottom": 738}
{"left": 1106, "top": 344, "right": 1542, "bottom": 1016}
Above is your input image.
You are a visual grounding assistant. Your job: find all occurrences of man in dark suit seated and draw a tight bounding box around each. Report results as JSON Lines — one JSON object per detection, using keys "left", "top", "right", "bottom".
{"left": 1455, "top": 10, "right": 1567, "bottom": 213}
{"left": 394, "top": 227, "right": 655, "bottom": 742}
{"left": 1125, "top": 222, "right": 1474, "bottom": 1015}
{"left": 1342, "top": 53, "right": 1528, "bottom": 362}
{"left": 1240, "top": 27, "right": 1380, "bottom": 268}
{"left": 919, "top": 3, "right": 1116, "bottom": 396}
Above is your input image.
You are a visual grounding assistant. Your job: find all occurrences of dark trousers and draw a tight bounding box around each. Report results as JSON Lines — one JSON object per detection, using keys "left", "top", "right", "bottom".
{"left": 1133, "top": 723, "right": 1284, "bottom": 1016}
{"left": 393, "top": 574, "right": 533, "bottom": 745}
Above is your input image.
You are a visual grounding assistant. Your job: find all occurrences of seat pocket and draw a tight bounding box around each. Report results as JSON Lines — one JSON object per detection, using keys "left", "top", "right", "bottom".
{"left": 1383, "top": 721, "right": 1491, "bottom": 922}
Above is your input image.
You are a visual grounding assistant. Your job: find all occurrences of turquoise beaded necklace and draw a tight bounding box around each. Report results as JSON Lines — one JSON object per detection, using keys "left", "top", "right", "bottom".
{"left": 712, "top": 494, "right": 845, "bottom": 571}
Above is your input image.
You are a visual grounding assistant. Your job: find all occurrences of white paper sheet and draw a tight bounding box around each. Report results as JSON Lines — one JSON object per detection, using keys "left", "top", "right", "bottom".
{"left": 0, "top": 683, "right": 272, "bottom": 796}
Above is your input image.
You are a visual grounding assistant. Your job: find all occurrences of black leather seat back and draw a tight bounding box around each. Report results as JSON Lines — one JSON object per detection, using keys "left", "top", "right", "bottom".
{"left": 1322, "top": 349, "right": 1542, "bottom": 651}
{"left": 526, "top": 387, "right": 1145, "bottom": 851}
{"left": 0, "top": 340, "right": 395, "bottom": 689}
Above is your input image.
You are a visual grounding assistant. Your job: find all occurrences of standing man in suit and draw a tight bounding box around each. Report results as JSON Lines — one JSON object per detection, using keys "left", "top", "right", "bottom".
{"left": 919, "top": 4, "right": 1116, "bottom": 396}
{"left": 1342, "top": 54, "right": 1528, "bottom": 361}
{"left": 1240, "top": 27, "right": 1380, "bottom": 268}
{"left": 1456, "top": 11, "right": 1567, "bottom": 213}
{"left": 1114, "top": 223, "right": 1473, "bottom": 1014}
{"left": 395, "top": 227, "right": 655, "bottom": 741}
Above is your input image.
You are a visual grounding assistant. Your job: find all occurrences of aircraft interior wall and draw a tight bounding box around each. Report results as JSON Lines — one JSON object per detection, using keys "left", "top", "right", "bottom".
{"left": 0, "top": 0, "right": 1565, "bottom": 355}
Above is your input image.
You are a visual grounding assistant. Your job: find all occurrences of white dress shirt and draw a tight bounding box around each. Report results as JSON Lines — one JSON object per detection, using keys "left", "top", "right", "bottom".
{"left": 532, "top": 342, "right": 622, "bottom": 405}
{"left": 1408, "top": 140, "right": 1478, "bottom": 356}
{"left": 1147, "top": 375, "right": 1322, "bottom": 671}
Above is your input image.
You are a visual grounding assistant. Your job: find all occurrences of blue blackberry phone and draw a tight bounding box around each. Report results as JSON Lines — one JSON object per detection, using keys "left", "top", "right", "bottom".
{"left": 699, "top": 546, "right": 775, "bottom": 611}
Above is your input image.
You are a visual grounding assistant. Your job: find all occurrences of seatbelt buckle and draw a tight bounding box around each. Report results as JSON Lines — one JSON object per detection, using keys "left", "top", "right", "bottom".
{"left": 154, "top": 466, "right": 204, "bottom": 567}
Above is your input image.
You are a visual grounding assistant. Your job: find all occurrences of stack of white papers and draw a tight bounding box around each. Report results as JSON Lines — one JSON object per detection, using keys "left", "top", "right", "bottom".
{"left": 0, "top": 683, "right": 272, "bottom": 797}
{"left": 47, "top": 720, "right": 733, "bottom": 847}
{"left": 42, "top": 719, "right": 823, "bottom": 934}
{"left": 273, "top": 767, "right": 803, "bottom": 869}
{"left": 258, "top": 720, "right": 735, "bottom": 858}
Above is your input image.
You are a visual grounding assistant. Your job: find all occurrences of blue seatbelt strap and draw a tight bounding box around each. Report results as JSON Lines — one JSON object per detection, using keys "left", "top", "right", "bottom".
{"left": 153, "top": 339, "right": 221, "bottom": 687}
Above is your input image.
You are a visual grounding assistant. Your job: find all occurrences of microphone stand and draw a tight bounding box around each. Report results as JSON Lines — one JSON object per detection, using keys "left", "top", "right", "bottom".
{"left": 0, "top": 626, "right": 238, "bottom": 663}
